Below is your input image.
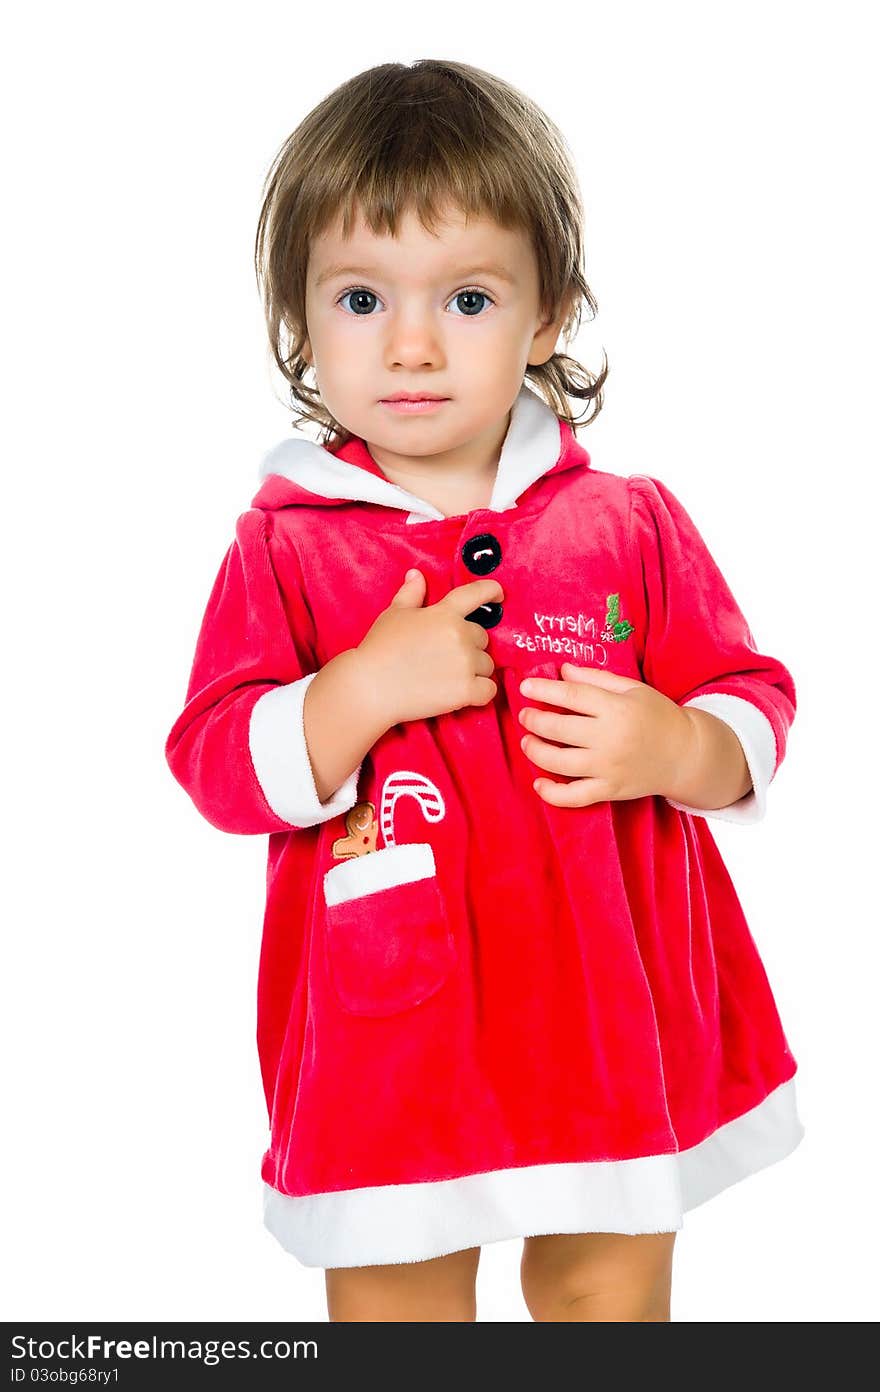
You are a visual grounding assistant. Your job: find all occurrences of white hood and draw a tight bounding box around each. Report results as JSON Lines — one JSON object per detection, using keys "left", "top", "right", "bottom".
{"left": 254, "top": 384, "right": 570, "bottom": 523}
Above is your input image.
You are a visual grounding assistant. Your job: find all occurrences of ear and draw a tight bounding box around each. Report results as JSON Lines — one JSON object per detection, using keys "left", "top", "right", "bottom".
{"left": 527, "top": 289, "right": 576, "bottom": 367}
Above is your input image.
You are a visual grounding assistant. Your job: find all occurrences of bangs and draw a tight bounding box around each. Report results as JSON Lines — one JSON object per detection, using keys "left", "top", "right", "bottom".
{"left": 297, "top": 84, "right": 537, "bottom": 246}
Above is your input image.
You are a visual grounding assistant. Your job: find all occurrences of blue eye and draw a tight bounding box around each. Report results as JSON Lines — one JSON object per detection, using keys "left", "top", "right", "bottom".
{"left": 448, "top": 289, "right": 493, "bottom": 317}
{"left": 338, "top": 288, "right": 380, "bottom": 315}
{"left": 335, "top": 287, "right": 495, "bottom": 317}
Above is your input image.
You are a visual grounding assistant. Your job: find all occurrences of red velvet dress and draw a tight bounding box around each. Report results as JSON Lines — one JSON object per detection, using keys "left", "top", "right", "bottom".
{"left": 165, "top": 385, "right": 803, "bottom": 1268}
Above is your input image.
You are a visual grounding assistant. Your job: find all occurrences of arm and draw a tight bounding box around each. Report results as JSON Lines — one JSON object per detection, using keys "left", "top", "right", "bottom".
{"left": 628, "top": 474, "right": 796, "bottom": 824}
{"left": 302, "top": 649, "right": 391, "bottom": 804}
{"left": 165, "top": 509, "right": 387, "bottom": 835}
{"left": 662, "top": 705, "right": 754, "bottom": 810}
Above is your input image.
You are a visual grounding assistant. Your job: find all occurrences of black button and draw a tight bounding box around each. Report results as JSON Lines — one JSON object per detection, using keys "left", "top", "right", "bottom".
{"left": 462, "top": 532, "right": 502, "bottom": 575}
{"left": 465, "top": 601, "right": 503, "bottom": 629}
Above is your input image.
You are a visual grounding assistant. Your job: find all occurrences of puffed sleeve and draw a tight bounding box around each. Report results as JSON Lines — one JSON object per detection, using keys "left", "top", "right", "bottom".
{"left": 627, "top": 473, "right": 796, "bottom": 824}
{"left": 164, "top": 508, "right": 363, "bottom": 835}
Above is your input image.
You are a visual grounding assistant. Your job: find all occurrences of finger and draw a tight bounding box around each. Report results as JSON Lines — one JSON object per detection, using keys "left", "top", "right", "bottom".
{"left": 518, "top": 707, "right": 596, "bottom": 747}
{"left": 560, "top": 663, "right": 644, "bottom": 693}
{"left": 520, "top": 733, "right": 596, "bottom": 777}
{"left": 519, "top": 675, "right": 607, "bottom": 714}
{"left": 440, "top": 578, "right": 504, "bottom": 617}
{"left": 474, "top": 649, "right": 496, "bottom": 678}
{"left": 464, "top": 621, "right": 491, "bottom": 653}
{"left": 387, "top": 569, "right": 427, "bottom": 606}
{"left": 473, "top": 675, "right": 499, "bottom": 705}
{"left": 532, "top": 775, "right": 612, "bottom": 807}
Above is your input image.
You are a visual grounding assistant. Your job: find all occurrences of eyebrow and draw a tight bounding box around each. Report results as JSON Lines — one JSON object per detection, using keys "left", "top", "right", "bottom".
{"left": 314, "top": 262, "right": 518, "bottom": 288}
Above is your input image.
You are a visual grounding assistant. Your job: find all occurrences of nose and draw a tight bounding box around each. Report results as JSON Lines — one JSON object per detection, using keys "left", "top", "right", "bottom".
{"left": 383, "top": 306, "right": 445, "bottom": 369}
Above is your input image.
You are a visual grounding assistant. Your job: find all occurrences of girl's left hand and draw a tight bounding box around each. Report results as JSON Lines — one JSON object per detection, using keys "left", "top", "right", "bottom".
{"left": 517, "top": 662, "right": 696, "bottom": 807}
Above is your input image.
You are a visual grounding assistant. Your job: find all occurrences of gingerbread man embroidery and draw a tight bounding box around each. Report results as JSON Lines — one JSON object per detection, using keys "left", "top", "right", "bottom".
{"left": 331, "top": 802, "right": 378, "bottom": 860}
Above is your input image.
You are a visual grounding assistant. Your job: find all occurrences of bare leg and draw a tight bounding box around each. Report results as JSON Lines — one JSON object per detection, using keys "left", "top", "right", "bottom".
{"left": 520, "top": 1231, "right": 677, "bottom": 1322}
{"left": 325, "top": 1245, "right": 481, "bottom": 1322}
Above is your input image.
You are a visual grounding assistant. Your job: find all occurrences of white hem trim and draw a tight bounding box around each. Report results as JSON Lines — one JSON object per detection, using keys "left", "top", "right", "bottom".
{"left": 248, "top": 672, "right": 362, "bottom": 828}
{"left": 262, "top": 1076, "right": 804, "bottom": 1268}
{"left": 664, "top": 692, "right": 778, "bottom": 825}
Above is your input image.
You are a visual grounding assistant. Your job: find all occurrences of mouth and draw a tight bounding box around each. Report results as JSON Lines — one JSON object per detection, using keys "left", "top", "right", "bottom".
{"left": 380, "top": 394, "right": 450, "bottom": 403}
{"left": 379, "top": 395, "right": 450, "bottom": 413}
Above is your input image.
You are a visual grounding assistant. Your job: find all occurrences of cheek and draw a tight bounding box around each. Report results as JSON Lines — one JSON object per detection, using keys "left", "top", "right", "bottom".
{"left": 307, "top": 321, "right": 357, "bottom": 387}
{"left": 315, "top": 317, "right": 373, "bottom": 373}
{"left": 457, "top": 315, "right": 536, "bottom": 376}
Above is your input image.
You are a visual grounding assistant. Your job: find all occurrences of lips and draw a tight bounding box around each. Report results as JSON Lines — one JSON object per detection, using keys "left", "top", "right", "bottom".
{"left": 379, "top": 397, "right": 450, "bottom": 413}
{"left": 380, "top": 395, "right": 449, "bottom": 402}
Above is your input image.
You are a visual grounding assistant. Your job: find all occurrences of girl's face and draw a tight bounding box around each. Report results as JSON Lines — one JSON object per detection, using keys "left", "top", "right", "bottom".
{"left": 303, "top": 201, "right": 566, "bottom": 472}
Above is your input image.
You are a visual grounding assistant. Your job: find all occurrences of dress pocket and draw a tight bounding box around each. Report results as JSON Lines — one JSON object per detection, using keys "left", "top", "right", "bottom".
{"left": 322, "top": 842, "right": 456, "bottom": 1017}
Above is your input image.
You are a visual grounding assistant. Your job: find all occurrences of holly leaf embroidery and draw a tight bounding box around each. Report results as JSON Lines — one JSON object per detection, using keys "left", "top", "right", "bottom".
{"left": 604, "top": 593, "right": 634, "bottom": 642}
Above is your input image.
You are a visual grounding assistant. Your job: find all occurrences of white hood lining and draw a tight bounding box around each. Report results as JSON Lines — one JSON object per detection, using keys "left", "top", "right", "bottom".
{"left": 256, "top": 384, "right": 564, "bottom": 523}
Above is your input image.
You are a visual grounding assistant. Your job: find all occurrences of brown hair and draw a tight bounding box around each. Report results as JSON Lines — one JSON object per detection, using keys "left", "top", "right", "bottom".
{"left": 254, "top": 58, "right": 608, "bottom": 450}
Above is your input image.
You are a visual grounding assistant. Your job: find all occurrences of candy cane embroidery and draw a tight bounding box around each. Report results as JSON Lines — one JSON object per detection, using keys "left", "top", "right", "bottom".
{"left": 601, "top": 592, "right": 635, "bottom": 643}
{"left": 331, "top": 770, "right": 446, "bottom": 861}
{"left": 379, "top": 770, "right": 445, "bottom": 847}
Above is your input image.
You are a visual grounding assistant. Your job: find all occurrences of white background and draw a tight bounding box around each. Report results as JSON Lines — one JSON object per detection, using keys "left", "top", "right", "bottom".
{"left": 2, "top": 0, "right": 876, "bottom": 1323}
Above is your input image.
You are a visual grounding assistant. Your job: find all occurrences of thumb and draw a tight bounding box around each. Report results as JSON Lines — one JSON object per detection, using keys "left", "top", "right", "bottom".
{"left": 389, "top": 567, "right": 426, "bottom": 606}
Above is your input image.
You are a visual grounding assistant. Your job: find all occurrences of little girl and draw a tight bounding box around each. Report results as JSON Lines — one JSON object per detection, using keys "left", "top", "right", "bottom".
{"left": 165, "top": 58, "right": 803, "bottom": 1322}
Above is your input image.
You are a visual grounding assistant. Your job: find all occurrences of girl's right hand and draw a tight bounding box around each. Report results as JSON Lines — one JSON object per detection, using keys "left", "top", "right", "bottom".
{"left": 355, "top": 568, "right": 503, "bottom": 726}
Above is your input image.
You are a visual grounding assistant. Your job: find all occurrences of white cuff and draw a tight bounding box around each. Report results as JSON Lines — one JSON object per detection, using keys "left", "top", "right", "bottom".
{"left": 664, "top": 692, "right": 778, "bottom": 825}
{"left": 248, "top": 672, "right": 362, "bottom": 828}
